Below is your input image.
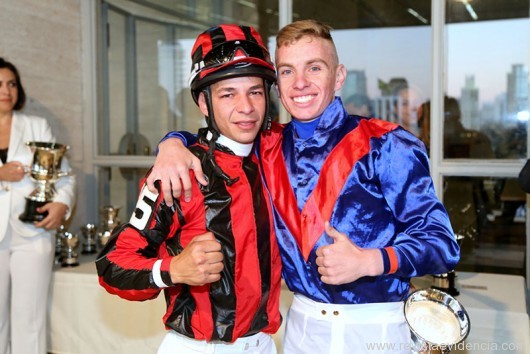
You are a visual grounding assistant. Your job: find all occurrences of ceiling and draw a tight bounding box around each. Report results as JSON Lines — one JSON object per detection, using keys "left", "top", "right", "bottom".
{"left": 291, "top": 0, "right": 529, "bottom": 30}
{"left": 122, "top": 0, "right": 529, "bottom": 37}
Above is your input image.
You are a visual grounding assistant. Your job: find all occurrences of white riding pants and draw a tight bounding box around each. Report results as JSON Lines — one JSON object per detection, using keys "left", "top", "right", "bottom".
{"left": 158, "top": 330, "right": 277, "bottom": 354}
{"left": 282, "top": 294, "right": 412, "bottom": 354}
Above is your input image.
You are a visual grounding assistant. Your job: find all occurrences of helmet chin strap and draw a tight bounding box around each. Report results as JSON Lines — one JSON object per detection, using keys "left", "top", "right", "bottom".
{"left": 262, "top": 80, "right": 273, "bottom": 133}
{"left": 202, "top": 86, "right": 240, "bottom": 186}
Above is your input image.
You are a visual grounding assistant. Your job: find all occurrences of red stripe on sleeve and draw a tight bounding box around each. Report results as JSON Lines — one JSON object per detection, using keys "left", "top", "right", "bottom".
{"left": 384, "top": 246, "right": 399, "bottom": 274}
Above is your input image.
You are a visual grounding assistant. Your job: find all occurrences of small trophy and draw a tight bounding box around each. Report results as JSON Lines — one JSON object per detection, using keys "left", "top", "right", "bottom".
{"left": 55, "top": 224, "right": 67, "bottom": 264}
{"left": 432, "top": 234, "right": 465, "bottom": 296}
{"left": 61, "top": 232, "right": 79, "bottom": 267}
{"left": 432, "top": 271, "right": 459, "bottom": 296}
{"left": 98, "top": 205, "right": 121, "bottom": 248}
{"left": 19, "top": 141, "right": 70, "bottom": 222}
{"left": 81, "top": 224, "right": 98, "bottom": 254}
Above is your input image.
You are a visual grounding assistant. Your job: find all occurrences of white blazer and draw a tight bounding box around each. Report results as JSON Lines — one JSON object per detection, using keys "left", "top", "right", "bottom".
{"left": 0, "top": 112, "right": 76, "bottom": 241}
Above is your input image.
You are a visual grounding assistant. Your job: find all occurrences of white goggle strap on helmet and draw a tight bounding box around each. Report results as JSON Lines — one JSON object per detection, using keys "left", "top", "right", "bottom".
{"left": 189, "top": 60, "right": 205, "bottom": 87}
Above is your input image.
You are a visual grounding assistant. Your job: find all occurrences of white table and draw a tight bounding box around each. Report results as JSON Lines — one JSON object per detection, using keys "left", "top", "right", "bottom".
{"left": 412, "top": 272, "right": 530, "bottom": 354}
{"left": 48, "top": 255, "right": 166, "bottom": 354}
{"left": 47, "top": 255, "right": 290, "bottom": 354}
{"left": 48, "top": 257, "right": 528, "bottom": 354}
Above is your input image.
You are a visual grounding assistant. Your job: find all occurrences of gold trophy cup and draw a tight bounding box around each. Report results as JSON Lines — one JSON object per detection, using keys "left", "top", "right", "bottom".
{"left": 19, "top": 142, "right": 70, "bottom": 223}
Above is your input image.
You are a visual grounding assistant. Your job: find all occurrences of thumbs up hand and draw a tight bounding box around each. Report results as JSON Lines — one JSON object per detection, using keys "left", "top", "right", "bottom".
{"left": 315, "top": 221, "right": 384, "bottom": 285}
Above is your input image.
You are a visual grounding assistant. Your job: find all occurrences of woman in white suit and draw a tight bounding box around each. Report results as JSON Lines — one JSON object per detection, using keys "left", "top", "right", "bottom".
{"left": 0, "top": 57, "right": 76, "bottom": 353}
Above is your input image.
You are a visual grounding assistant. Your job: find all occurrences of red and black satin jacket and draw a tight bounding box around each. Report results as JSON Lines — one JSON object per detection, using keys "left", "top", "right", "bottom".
{"left": 96, "top": 140, "right": 282, "bottom": 342}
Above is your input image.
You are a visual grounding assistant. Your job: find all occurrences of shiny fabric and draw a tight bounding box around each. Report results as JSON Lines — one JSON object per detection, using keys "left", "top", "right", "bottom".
{"left": 259, "top": 97, "right": 460, "bottom": 304}
{"left": 97, "top": 131, "right": 282, "bottom": 342}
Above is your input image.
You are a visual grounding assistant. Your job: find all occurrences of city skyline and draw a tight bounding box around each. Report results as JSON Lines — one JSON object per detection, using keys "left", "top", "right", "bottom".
{"left": 329, "top": 17, "right": 528, "bottom": 108}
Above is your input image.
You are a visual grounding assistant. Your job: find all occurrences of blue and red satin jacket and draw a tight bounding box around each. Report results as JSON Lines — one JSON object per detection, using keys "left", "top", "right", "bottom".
{"left": 258, "top": 97, "right": 459, "bottom": 304}
{"left": 96, "top": 132, "right": 282, "bottom": 342}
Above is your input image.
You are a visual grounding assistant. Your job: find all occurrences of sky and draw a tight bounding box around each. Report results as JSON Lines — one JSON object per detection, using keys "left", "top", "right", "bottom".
{"left": 446, "top": 19, "right": 529, "bottom": 103}
{"left": 322, "top": 18, "right": 528, "bottom": 105}
{"left": 333, "top": 26, "right": 431, "bottom": 101}
{"left": 176, "top": 18, "right": 528, "bottom": 107}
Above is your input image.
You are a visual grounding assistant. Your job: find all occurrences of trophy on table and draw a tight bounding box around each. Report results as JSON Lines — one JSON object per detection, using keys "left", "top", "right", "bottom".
{"left": 54, "top": 224, "right": 68, "bottom": 264}
{"left": 431, "top": 272, "right": 459, "bottom": 297}
{"left": 19, "top": 141, "right": 70, "bottom": 223}
{"left": 61, "top": 231, "right": 79, "bottom": 267}
{"left": 431, "top": 234, "right": 465, "bottom": 296}
{"left": 81, "top": 223, "right": 98, "bottom": 254}
{"left": 97, "top": 205, "right": 121, "bottom": 248}
{"left": 404, "top": 288, "right": 470, "bottom": 354}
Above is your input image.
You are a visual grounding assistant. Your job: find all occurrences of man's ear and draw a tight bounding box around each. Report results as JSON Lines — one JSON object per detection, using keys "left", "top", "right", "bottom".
{"left": 197, "top": 92, "right": 209, "bottom": 116}
{"left": 334, "top": 64, "right": 347, "bottom": 92}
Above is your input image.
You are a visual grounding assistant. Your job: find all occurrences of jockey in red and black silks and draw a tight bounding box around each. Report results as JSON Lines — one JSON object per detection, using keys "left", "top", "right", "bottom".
{"left": 96, "top": 24, "right": 282, "bottom": 344}
{"left": 97, "top": 139, "right": 282, "bottom": 342}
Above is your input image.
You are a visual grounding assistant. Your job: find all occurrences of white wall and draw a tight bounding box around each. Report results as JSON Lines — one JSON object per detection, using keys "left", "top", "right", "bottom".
{"left": 0, "top": 0, "right": 89, "bottom": 231}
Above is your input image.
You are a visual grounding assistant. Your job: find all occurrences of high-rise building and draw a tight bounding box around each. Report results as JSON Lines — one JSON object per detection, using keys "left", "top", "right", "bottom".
{"left": 460, "top": 75, "right": 480, "bottom": 130}
{"left": 506, "top": 64, "right": 529, "bottom": 122}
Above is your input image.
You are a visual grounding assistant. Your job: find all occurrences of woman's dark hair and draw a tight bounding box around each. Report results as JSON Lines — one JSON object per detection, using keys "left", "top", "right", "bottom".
{"left": 0, "top": 57, "right": 26, "bottom": 110}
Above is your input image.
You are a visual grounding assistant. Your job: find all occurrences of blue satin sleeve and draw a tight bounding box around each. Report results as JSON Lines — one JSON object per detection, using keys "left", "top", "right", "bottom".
{"left": 373, "top": 129, "right": 460, "bottom": 277}
{"left": 156, "top": 131, "right": 197, "bottom": 154}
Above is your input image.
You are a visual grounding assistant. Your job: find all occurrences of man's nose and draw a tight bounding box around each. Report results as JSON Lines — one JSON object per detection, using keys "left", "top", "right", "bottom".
{"left": 293, "top": 72, "right": 310, "bottom": 90}
{"left": 237, "top": 95, "right": 255, "bottom": 113}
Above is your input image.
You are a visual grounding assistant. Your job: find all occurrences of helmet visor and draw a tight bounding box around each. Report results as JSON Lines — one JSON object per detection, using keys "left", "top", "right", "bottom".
{"left": 202, "top": 40, "right": 272, "bottom": 70}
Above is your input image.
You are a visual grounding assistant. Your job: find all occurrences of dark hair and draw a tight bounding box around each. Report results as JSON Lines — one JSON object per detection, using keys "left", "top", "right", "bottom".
{"left": 0, "top": 57, "right": 26, "bottom": 110}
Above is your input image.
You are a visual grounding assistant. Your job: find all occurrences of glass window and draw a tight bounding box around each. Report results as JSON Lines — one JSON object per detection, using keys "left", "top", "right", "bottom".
{"left": 444, "top": 176, "right": 526, "bottom": 275}
{"left": 445, "top": 1, "right": 530, "bottom": 159}
{"left": 99, "top": 0, "right": 278, "bottom": 216}
{"left": 98, "top": 166, "right": 149, "bottom": 217}
{"left": 441, "top": 1, "right": 530, "bottom": 276}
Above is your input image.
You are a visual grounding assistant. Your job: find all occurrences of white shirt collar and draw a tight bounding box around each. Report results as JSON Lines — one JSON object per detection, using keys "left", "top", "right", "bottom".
{"left": 206, "top": 131, "right": 254, "bottom": 157}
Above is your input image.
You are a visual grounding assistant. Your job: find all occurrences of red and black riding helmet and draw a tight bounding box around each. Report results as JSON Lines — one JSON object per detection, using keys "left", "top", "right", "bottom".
{"left": 189, "top": 24, "right": 276, "bottom": 103}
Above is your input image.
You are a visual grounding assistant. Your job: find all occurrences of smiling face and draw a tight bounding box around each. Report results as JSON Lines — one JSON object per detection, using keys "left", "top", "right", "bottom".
{"left": 275, "top": 36, "right": 346, "bottom": 122}
{"left": 0, "top": 68, "right": 18, "bottom": 116}
{"left": 198, "top": 76, "right": 266, "bottom": 144}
